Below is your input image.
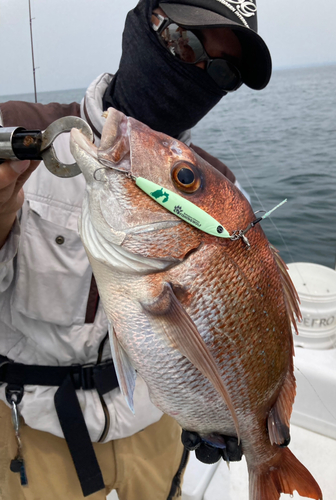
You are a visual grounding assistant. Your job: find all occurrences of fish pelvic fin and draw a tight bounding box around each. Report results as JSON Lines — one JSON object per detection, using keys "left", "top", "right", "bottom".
{"left": 267, "top": 365, "right": 296, "bottom": 446}
{"left": 108, "top": 323, "right": 136, "bottom": 413}
{"left": 248, "top": 447, "right": 322, "bottom": 500}
{"left": 141, "top": 282, "right": 240, "bottom": 442}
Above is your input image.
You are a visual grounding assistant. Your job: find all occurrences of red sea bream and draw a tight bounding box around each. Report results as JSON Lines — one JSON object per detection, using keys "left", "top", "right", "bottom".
{"left": 70, "top": 108, "right": 322, "bottom": 500}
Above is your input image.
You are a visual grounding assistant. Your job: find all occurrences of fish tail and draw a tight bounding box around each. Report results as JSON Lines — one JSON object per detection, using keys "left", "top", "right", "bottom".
{"left": 248, "top": 447, "right": 322, "bottom": 500}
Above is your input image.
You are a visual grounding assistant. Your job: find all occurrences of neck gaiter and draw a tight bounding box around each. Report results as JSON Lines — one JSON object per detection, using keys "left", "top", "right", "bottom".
{"left": 103, "top": 0, "right": 226, "bottom": 137}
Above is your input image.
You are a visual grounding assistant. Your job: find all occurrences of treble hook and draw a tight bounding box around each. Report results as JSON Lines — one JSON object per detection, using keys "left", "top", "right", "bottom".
{"left": 230, "top": 200, "right": 287, "bottom": 249}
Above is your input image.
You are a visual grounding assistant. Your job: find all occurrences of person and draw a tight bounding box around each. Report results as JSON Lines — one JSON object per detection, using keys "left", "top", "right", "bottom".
{"left": 0, "top": 0, "right": 272, "bottom": 499}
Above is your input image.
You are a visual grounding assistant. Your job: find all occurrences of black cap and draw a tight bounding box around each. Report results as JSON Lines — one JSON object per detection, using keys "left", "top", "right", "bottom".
{"left": 158, "top": 0, "right": 272, "bottom": 89}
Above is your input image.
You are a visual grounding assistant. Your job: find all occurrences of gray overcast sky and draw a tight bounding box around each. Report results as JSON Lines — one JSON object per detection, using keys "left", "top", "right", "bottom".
{"left": 0, "top": 0, "right": 335, "bottom": 96}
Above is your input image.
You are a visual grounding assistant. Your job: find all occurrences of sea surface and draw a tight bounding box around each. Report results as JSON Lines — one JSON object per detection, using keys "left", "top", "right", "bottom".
{"left": 1, "top": 65, "right": 335, "bottom": 268}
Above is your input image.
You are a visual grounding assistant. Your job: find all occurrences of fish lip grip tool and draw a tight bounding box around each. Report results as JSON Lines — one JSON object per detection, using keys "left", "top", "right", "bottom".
{"left": 0, "top": 116, "right": 93, "bottom": 178}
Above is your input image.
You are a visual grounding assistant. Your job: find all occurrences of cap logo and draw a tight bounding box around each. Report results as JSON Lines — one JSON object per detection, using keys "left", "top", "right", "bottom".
{"left": 215, "top": 0, "right": 257, "bottom": 28}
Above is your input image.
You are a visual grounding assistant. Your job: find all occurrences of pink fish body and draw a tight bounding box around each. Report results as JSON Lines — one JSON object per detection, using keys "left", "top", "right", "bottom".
{"left": 70, "top": 109, "right": 322, "bottom": 500}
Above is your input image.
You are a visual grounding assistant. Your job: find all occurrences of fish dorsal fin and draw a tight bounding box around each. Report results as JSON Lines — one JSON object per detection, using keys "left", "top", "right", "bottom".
{"left": 267, "top": 364, "right": 296, "bottom": 446}
{"left": 268, "top": 246, "right": 298, "bottom": 445}
{"left": 141, "top": 282, "right": 240, "bottom": 441}
{"left": 108, "top": 323, "right": 137, "bottom": 413}
{"left": 271, "top": 246, "right": 302, "bottom": 334}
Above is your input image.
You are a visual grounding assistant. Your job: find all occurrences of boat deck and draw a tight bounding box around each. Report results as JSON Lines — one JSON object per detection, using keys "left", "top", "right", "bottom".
{"left": 108, "top": 345, "right": 336, "bottom": 500}
{"left": 107, "top": 424, "right": 336, "bottom": 500}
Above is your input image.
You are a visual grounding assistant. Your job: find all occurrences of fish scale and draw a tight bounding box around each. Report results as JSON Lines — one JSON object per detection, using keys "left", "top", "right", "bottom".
{"left": 70, "top": 107, "right": 322, "bottom": 500}
{"left": 102, "top": 243, "right": 286, "bottom": 454}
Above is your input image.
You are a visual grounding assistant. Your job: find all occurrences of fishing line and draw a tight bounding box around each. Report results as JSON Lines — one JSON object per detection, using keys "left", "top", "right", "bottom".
{"left": 215, "top": 122, "right": 318, "bottom": 300}
{"left": 294, "top": 364, "right": 336, "bottom": 423}
{"left": 214, "top": 117, "right": 336, "bottom": 412}
{"left": 217, "top": 126, "right": 336, "bottom": 439}
{"left": 216, "top": 122, "right": 298, "bottom": 265}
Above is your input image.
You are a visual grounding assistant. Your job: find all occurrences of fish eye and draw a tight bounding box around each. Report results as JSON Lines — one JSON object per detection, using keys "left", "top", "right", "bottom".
{"left": 177, "top": 168, "right": 194, "bottom": 185}
{"left": 171, "top": 161, "right": 201, "bottom": 193}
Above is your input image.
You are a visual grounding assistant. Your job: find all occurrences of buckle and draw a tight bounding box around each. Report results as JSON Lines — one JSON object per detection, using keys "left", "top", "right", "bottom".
{"left": 81, "top": 364, "right": 95, "bottom": 390}
{"left": 0, "top": 356, "right": 10, "bottom": 367}
{"left": 71, "top": 363, "right": 95, "bottom": 391}
{"left": 6, "top": 384, "right": 24, "bottom": 405}
{"left": 0, "top": 356, "right": 12, "bottom": 388}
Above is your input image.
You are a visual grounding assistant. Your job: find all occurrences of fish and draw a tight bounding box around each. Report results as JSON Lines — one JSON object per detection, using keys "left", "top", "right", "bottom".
{"left": 70, "top": 108, "right": 322, "bottom": 500}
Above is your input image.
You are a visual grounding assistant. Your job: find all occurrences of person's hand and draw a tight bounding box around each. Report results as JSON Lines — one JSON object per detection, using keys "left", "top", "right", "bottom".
{"left": 181, "top": 430, "right": 242, "bottom": 464}
{"left": 0, "top": 159, "right": 40, "bottom": 247}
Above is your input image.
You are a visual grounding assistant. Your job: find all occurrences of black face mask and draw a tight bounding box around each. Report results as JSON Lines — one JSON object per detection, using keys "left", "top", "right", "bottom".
{"left": 103, "top": 0, "right": 226, "bottom": 138}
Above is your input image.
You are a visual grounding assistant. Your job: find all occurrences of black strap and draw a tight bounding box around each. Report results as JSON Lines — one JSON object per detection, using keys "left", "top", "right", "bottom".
{"left": 85, "top": 274, "right": 100, "bottom": 324}
{"left": 0, "top": 355, "right": 119, "bottom": 497}
{"left": 0, "top": 357, "right": 118, "bottom": 393}
{"left": 55, "top": 374, "right": 105, "bottom": 497}
{"left": 166, "top": 447, "right": 190, "bottom": 500}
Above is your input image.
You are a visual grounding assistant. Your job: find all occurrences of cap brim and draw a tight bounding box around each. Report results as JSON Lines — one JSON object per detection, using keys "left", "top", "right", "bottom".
{"left": 159, "top": 3, "right": 272, "bottom": 90}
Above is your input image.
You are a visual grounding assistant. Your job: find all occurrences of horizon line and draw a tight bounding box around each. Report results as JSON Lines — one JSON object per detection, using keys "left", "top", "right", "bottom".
{"left": 1, "top": 61, "right": 335, "bottom": 99}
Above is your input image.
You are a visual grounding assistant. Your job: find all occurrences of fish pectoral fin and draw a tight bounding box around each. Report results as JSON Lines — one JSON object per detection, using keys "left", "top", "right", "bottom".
{"left": 108, "top": 323, "right": 136, "bottom": 413}
{"left": 267, "top": 366, "right": 296, "bottom": 446}
{"left": 141, "top": 282, "right": 240, "bottom": 441}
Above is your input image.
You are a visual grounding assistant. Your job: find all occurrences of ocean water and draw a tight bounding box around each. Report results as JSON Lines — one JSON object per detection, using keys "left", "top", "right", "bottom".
{"left": 192, "top": 65, "right": 336, "bottom": 270}
{"left": 1, "top": 65, "right": 335, "bottom": 268}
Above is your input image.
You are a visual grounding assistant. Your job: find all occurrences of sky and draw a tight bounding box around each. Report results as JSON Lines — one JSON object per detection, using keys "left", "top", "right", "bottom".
{"left": 0, "top": 0, "right": 335, "bottom": 96}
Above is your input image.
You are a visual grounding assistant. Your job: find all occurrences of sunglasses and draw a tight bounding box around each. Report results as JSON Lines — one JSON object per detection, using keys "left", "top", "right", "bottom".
{"left": 151, "top": 13, "right": 243, "bottom": 92}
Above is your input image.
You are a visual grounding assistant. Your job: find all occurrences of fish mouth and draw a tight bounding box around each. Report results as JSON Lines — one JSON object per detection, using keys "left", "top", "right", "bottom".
{"left": 70, "top": 108, "right": 132, "bottom": 176}
{"left": 97, "top": 108, "right": 131, "bottom": 174}
{"left": 70, "top": 127, "right": 99, "bottom": 160}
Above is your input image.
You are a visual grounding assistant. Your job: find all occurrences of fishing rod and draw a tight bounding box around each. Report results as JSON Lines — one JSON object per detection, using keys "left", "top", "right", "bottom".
{"left": 28, "top": 0, "right": 38, "bottom": 103}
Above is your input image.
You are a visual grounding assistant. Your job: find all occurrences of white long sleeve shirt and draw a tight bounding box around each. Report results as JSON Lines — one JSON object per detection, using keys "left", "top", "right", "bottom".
{"left": 0, "top": 74, "right": 163, "bottom": 441}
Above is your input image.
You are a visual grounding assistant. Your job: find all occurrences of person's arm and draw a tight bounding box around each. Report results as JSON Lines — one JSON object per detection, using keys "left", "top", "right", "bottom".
{"left": 0, "top": 101, "right": 80, "bottom": 128}
{"left": 0, "top": 99, "right": 81, "bottom": 248}
{"left": 0, "top": 159, "right": 40, "bottom": 248}
{"left": 0, "top": 157, "right": 40, "bottom": 293}
{"left": 190, "top": 143, "right": 251, "bottom": 202}
{"left": 190, "top": 143, "right": 236, "bottom": 184}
